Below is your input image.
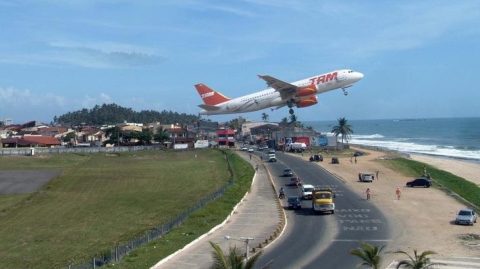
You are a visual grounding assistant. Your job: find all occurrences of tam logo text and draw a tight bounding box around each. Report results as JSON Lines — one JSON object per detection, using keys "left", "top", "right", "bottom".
{"left": 309, "top": 72, "right": 337, "bottom": 85}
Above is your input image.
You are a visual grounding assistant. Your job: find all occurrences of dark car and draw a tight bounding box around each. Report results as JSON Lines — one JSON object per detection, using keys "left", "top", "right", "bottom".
{"left": 287, "top": 196, "right": 302, "bottom": 209}
{"left": 406, "top": 178, "right": 432, "bottom": 188}
{"left": 282, "top": 168, "right": 294, "bottom": 177}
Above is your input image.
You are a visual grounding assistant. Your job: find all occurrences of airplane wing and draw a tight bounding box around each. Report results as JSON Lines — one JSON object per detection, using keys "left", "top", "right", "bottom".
{"left": 198, "top": 104, "right": 221, "bottom": 111}
{"left": 258, "top": 75, "right": 297, "bottom": 99}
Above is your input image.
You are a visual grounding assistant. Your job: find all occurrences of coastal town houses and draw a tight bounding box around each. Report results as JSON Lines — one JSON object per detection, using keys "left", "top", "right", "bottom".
{"left": 1, "top": 134, "right": 61, "bottom": 148}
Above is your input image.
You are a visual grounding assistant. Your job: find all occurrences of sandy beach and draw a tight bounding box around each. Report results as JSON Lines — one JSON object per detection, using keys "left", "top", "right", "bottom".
{"left": 294, "top": 147, "right": 480, "bottom": 265}
{"left": 410, "top": 154, "right": 480, "bottom": 186}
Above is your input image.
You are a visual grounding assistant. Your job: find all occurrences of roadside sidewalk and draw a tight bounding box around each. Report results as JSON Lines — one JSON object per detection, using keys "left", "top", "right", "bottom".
{"left": 151, "top": 152, "right": 283, "bottom": 269}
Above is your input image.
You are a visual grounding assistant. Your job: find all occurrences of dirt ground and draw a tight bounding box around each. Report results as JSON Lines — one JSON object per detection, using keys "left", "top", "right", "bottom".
{"left": 296, "top": 148, "right": 480, "bottom": 263}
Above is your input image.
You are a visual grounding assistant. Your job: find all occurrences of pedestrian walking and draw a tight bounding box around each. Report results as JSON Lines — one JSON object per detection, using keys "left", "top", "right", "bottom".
{"left": 249, "top": 154, "right": 252, "bottom": 160}
{"left": 396, "top": 187, "right": 401, "bottom": 200}
{"left": 366, "top": 188, "right": 371, "bottom": 200}
{"left": 375, "top": 170, "right": 379, "bottom": 180}
{"left": 354, "top": 156, "right": 357, "bottom": 164}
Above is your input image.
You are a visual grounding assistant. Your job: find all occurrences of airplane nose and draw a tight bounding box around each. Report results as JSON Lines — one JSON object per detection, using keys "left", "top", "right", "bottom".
{"left": 356, "top": 72, "right": 364, "bottom": 80}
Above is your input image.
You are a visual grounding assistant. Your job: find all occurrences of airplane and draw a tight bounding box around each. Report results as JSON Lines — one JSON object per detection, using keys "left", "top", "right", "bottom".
{"left": 195, "top": 69, "right": 364, "bottom": 115}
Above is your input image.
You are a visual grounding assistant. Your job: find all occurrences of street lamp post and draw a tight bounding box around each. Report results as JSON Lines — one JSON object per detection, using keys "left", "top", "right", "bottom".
{"left": 224, "top": 235, "right": 254, "bottom": 259}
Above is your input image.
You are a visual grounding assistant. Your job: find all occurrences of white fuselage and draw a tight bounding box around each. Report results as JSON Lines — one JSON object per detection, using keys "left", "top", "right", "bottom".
{"left": 199, "top": 69, "right": 363, "bottom": 115}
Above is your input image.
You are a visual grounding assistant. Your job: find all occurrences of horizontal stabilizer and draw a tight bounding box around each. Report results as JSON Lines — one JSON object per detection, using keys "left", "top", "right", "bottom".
{"left": 198, "top": 104, "right": 221, "bottom": 111}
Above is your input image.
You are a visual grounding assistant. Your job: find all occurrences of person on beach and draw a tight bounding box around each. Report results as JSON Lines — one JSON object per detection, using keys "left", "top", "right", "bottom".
{"left": 366, "top": 188, "right": 371, "bottom": 200}
{"left": 396, "top": 187, "right": 401, "bottom": 200}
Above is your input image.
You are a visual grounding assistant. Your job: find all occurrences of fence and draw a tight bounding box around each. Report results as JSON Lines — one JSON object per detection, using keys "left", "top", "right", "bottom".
{"left": 67, "top": 150, "right": 234, "bottom": 269}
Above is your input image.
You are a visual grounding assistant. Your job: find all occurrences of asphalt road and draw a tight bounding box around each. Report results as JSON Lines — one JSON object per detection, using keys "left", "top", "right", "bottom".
{"left": 255, "top": 151, "right": 391, "bottom": 269}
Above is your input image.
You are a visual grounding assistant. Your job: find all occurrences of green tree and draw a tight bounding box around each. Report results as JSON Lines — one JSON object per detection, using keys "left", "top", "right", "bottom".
{"left": 209, "top": 241, "right": 261, "bottom": 269}
{"left": 228, "top": 116, "right": 246, "bottom": 131}
{"left": 331, "top": 117, "right": 353, "bottom": 147}
{"left": 350, "top": 242, "right": 384, "bottom": 269}
{"left": 105, "top": 126, "right": 122, "bottom": 146}
{"left": 62, "top": 132, "right": 76, "bottom": 143}
{"left": 138, "top": 129, "right": 153, "bottom": 145}
{"left": 279, "top": 117, "right": 289, "bottom": 127}
{"left": 153, "top": 127, "right": 169, "bottom": 144}
{"left": 394, "top": 250, "right": 442, "bottom": 269}
{"left": 261, "top": 113, "right": 269, "bottom": 122}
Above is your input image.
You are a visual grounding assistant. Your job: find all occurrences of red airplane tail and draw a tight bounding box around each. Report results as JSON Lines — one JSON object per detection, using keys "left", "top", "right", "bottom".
{"left": 195, "top": 83, "right": 230, "bottom": 106}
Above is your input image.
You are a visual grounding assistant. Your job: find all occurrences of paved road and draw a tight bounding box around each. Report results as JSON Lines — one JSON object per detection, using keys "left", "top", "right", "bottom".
{"left": 255, "top": 152, "right": 391, "bottom": 269}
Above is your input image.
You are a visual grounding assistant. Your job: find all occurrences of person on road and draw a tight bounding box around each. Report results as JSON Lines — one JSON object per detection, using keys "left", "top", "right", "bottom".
{"left": 279, "top": 187, "right": 285, "bottom": 199}
{"left": 366, "top": 188, "right": 371, "bottom": 200}
{"left": 396, "top": 187, "right": 401, "bottom": 200}
{"left": 376, "top": 170, "right": 379, "bottom": 180}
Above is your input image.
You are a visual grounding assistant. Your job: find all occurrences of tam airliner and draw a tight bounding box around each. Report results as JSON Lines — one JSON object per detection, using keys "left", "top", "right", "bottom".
{"left": 195, "top": 69, "right": 364, "bottom": 115}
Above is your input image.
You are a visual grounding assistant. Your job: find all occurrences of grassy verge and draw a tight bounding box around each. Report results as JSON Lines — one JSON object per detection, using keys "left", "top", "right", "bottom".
{"left": 379, "top": 157, "right": 480, "bottom": 210}
{"left": 0, "top": 149, "right": 231, "bottom": 268}
{"left": 109, "top": 150, "right": 254, "bottom": 268}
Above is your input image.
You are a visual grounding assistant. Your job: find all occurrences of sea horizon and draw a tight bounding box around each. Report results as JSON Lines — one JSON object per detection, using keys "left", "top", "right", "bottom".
{"left": 305, "top": 117, "right": 480, "bottom": 161}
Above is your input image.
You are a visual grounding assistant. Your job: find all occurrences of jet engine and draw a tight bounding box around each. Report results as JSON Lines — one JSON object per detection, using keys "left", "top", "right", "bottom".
{"left": 295, "top": 95, "right": 318, "bottom": 108}
{"left": 295, "top": 85, "right": 317, "bottom": 97}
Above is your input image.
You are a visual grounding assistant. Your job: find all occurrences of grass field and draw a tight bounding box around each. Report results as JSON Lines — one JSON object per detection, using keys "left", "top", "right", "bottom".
{"left": 379, "top": 157, "right": 480, "bottom": 210}
{"left": 0, "top": 149, "right": 232, "bottom": 268}
{"left": 110, "top": 150, "right": 254, "bottom": 269}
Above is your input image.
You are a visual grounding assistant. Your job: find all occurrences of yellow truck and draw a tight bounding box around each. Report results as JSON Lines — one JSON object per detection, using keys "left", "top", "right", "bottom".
{"left": 312, "top": 187, "right": 335, "bottom": 214}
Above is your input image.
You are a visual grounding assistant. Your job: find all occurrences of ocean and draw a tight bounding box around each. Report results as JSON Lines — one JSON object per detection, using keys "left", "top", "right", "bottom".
{"left": 306, "top": 117, "right": 480, "bottom": 161}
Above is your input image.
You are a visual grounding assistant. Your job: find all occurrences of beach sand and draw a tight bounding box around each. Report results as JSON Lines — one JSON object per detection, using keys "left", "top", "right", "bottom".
{"left": 410, "top": 154, "right": 480, "bottom": 186}
{"left": 293, "top": 147, "right": 480, "bottom": 266}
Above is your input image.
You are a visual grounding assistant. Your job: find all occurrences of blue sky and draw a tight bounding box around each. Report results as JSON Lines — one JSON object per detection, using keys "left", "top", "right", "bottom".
{"left": 1, "top": 0, "right": 480, "bottom": 123}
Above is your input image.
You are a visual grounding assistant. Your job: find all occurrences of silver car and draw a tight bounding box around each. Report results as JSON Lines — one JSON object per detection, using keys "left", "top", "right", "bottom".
{"left": 455, "top": 209, "right": 477, "bottom": 225}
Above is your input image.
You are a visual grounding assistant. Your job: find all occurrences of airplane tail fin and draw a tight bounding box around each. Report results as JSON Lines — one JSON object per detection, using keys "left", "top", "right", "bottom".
{"left": 195, "top": 83, "right": 230, "bottom": 106}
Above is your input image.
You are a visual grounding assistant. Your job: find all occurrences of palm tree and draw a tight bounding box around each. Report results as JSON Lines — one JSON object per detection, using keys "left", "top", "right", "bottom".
{"left": 350, "top": 242, "right": 384, "bottom": 269}
{"left": 209, "top": 241, "right": 262, "bottom": 269}
{"left": 394, "top": 249, "right": 442, "bottom": 269}
{"left": 261, "top": 112, "right": 269, "bottom": 122}
{"left": 331, "top": 117, "right": 353, "bottom": 148}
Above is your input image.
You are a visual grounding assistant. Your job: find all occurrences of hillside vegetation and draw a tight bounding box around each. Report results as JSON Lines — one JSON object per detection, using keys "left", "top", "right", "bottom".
{"left": 55, "top": 103, "right": 199, "bottom": 125}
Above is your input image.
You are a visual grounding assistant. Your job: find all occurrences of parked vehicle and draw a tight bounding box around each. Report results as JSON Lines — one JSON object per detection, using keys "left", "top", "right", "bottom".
{"left": 287, "top": 196, "right": 302, "bottom": 209}
{"left": 301, "top": 184, "right": 315, "bottom": 200}
{"left": 282, "top": 168, "right": 294, "bottom": 177}
{"left": 455, "top": 209, "right": 477, "bottom": 225}
{"left": 309, "top": 154, "right": 323, "bottom": 162}
{"left": 312, "top": 187, "right": 335, "bottom": 214}
{"left": 358, "top": 173, "right": 374, "bottom": 182}
{"left": 248, "top": 148, "right": 254, "bottom": 152}
{"left": 286, "top": 142, "right": 307, "bottom": 153}
{"left": 406, "top": 178, "right": 432, "bottom": 188}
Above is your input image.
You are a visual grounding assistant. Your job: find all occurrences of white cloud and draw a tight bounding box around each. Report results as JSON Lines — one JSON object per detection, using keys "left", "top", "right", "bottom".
{"left": 0, "top": 86, "right": 65, "bottom": 107}
{"left": 0, "top": 40, "right": 165, "bottom": 69}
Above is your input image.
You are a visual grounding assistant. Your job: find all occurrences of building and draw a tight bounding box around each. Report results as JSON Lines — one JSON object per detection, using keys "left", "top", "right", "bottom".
{"left": 1, "top": 135, "right": 61, "bottom": 148}
{"left": 216, "top": 128, "right": 235, "bottom": 147}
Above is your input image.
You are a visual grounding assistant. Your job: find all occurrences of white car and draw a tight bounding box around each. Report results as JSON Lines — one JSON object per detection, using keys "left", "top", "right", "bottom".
{"left": 302, "top": 184, "right": 315, "bottom": 200}
{"left": 248, "top": 148, "right": 254, "bottom": 152}
{"left": 455, "top": 209, "right": 477, "bottom": 225}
